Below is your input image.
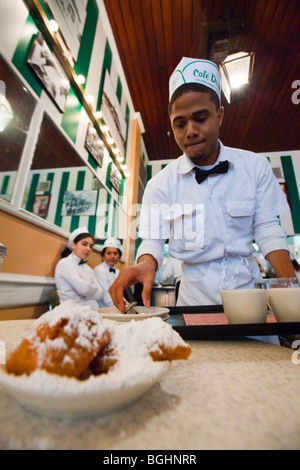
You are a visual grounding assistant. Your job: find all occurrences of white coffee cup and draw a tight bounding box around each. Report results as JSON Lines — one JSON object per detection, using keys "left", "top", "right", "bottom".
{"left": 221, "top": 289, "right": 268, "bottom": 324}
{"left": 267, "top": 287, "right": 300, "bottom": 322}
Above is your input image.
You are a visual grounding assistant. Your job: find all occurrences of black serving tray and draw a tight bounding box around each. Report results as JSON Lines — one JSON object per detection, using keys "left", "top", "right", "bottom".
{"left": 166, "top": 305, "right": 300, "bottom": 340}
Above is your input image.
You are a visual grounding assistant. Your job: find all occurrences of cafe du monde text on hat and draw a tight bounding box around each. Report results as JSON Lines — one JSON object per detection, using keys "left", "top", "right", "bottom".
{"left": 169, "top": 57, "right": 221, "bottom": 101}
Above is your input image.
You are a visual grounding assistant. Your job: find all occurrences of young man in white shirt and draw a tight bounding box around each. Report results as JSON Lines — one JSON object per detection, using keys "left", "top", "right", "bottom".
{"left": 109, "top": 57, "right": 296, "bottom": 312}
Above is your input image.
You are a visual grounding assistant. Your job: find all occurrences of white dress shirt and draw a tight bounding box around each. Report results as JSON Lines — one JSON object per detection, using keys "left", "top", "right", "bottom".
{"left": 55, "top": 253, "right": 105, "bottom": 310}
{"left": 137, "top": 141, "right": 290, "bottom": 306}
{"left": 94, "top": 261, "right": 119, "bottom": 307}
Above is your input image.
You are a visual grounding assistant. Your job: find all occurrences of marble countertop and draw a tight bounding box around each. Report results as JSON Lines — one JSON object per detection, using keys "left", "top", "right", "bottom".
{"left": 0, "top": 319, "right": 300, "bottom": 450}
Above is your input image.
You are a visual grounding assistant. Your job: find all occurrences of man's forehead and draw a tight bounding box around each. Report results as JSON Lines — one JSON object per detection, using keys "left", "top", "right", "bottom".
{"left": 170, "top": 92, "right": 214, "bottom": 116}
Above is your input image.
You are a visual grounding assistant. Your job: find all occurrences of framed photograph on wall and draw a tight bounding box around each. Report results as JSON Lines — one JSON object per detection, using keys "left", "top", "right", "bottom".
{"left": 100, "top": 69, "right": 127, "bottom": 158}
{"left": 109, "top": 163, "right": 121, "bottom": 194}
{"left": 61, "top": 190, "right": 98, "bottom": 216}
{"left": 46, "top": 0, "right": 87, "bottom": 61}
{"left": 27, "top": 33, "right": 70, "bottom": 113}
{"left": 31, "top": 194, "right": 51, "bottom": 218}
{"left": 85, "top": 123, "right": 105, "bottom": 167}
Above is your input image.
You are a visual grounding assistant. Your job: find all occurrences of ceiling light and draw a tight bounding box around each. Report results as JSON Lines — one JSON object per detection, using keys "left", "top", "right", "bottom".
{"left": 76, "top": 74, "right": 85, "bottom": 84}
{"left": 95, "top": 110, "right": 102, "bottom": 119}
{"left": 220, "top": 51, "right": 254, "bottom": 103}
{"left": 86, "top": 94, "right": 94, "bottom": 103}
{"left": 49, "top": 19, "right": 59, "bottom": 32}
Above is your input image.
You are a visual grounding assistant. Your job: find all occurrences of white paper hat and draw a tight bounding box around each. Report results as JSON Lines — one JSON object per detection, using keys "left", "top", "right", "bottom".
{"left": 169, "top": 57, "right": 221, "bottom": 101}
{"left": 104, "top": 238, "right": 121, "bottom": 250}
{"left": 68, "top": 227, "right": 90, "bottom": 248}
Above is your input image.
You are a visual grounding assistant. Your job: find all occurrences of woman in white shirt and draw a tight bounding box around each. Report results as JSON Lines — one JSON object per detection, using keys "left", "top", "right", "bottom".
{"left": 55, "top": 227, "right": 111, "bottom": 310}
{"left": 94, "top": 238, "right": 121, "bottom": 307}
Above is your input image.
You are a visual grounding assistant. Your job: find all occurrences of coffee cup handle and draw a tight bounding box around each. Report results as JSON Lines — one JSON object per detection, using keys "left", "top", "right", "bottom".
{"left": 267, "top": 296, "right": 272, "bottom": 312}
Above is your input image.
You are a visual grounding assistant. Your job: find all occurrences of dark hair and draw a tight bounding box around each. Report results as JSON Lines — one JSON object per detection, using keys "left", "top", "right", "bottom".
{"left": 101, "top": 246, "right": 122, "bottom": 258}
{"left": 61, "top": 232, "right": 94, "bottom": 258}
{"left": 73, "top": 232, "right": 94, "bottom": 244}
{"left": 168, "top": 83, "right": 220, "bottom": 115}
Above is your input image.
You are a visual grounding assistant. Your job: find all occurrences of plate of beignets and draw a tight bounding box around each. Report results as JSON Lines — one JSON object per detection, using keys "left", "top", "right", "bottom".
{"left": 97, "top": 306, "right": 170, "bottom": 322}
{"left": 0, "top": 301, "right": 191, "bottom": 418}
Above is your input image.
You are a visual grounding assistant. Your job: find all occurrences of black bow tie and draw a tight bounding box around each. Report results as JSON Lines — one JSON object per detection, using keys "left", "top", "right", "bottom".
{"left": 194, "top": 160, "right": 229, "bottom": 184}
{"left": 79, "top": 260, "right": 87, "bottom": 265}
{"left": 109, "top": 267, "right": 116, "bottom": 273}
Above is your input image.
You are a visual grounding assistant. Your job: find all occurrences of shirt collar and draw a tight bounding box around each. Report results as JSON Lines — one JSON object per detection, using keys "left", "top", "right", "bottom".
{"left": 103, "top": 261, "right": 112, "bottom": 270}
{"left": 177, "top": 140, "right": 234, "bottom": 174}
{"left": 72, "top": 253, "right": 85, "bottom": 265}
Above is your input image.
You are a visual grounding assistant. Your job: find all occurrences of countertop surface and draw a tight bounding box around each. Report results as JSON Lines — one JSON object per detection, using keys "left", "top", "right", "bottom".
{"left": 0, "top": 319, "right": 300, "bottom": 450}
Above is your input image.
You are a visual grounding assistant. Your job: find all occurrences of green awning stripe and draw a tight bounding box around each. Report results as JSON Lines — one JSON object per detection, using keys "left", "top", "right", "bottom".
{"left": 1, "top": 175, "right": 10, "bottom": 195}
{"left": 147, "top": 165, "right": 152, "bottom": 181}
{"left": 25, "top": 173, "right": 39, "bottom": 212}
{"left": 281, "top": 156, "right": 300, "bottom": 233}
{"left": 74, "top": 0, "right": 99, "bottom": 89}
{"left": 96, "top": 39, "right": 112, "bottom": 110}
{"left": 60, "top": 86, "right": 82, "bottom": 142}
{"left": 116, "top": 77, "right": 122, "bottom": 103}
{"left": 54, "top": 171, "right": 69, "bottom": 227}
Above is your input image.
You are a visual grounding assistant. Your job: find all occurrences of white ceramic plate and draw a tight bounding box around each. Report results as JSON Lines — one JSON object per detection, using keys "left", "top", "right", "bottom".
{"left": 0, "top": 359, "right": 170, "bottom": 418}
{"left": 98, "top": 306, "right": 170, "bottom": 322}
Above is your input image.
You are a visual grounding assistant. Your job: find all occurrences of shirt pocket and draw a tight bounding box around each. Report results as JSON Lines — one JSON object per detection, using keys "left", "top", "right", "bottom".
{"left": 165, "top": 204, "right": 205, "bottom": 250}
{"left": 226, "top": 199, "right": 255, "bottom": 235}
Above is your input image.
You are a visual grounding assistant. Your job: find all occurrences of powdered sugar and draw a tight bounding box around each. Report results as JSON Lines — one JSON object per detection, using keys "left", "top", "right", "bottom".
{"left": 15, "top": 300, "right": 109, "bottom": 369}
{"left": 107, "top": 317, "right": 189, "bottom": 364}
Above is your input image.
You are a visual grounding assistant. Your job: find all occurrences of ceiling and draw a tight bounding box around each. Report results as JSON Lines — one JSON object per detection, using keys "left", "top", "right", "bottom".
{"left": 104, "top": 0, "right": 300, "bottom": 161}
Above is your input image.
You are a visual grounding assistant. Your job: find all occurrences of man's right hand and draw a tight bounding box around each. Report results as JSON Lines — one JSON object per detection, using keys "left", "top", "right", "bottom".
{"left": 108, "top": 255, "right": 157, "bottom": 313}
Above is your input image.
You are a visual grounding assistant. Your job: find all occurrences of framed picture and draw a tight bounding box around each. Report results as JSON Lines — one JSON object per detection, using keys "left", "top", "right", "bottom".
{"left": 101, "top": 69, "right": 127, "bottom": 157}
{"left": 109, "top": 163, "right": 122, "bottom": 194}
{"left": 280, "top": 182, "right": 291, "bottom": 208}
{"left": 27, "top": 33, "right": 70, "bottom": 113}
{"left": 31, "top": 194, "right": 51, "bottom": 218}
{"left": 46, "top": 0, "right": 87, "bottom": 61}
{"left": 85, "top": 123, "right": 105, "bottom": 167}
{"left": 61, "top": 190, "right": 98, "bottom": 216}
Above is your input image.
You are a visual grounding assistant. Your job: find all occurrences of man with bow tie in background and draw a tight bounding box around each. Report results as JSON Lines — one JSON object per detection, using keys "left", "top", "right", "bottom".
{"left": 94, "top": 238, "right": 122, "bottom": 307}
{"left": 109, "top": 57, "right": 296, "bottom": 313}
